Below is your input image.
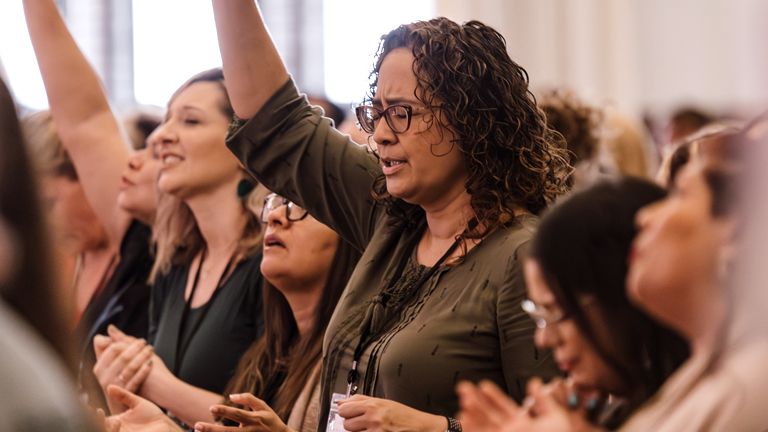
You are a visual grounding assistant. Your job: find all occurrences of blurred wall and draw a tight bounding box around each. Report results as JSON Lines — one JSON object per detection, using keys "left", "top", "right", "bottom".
{"left": 437, "top": 0, "right": 768, "bottom": 118}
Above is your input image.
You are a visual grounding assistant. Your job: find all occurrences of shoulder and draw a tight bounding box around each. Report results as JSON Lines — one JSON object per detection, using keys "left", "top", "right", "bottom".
{"left": 471, "top": 214, "right": 539, "bottom": 270}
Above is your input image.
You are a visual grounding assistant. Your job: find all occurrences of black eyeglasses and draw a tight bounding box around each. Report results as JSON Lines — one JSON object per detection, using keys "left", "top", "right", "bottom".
{"left": 260, "top": 193, "right": 309, "bottom": 223}
{"left": 355, "top": 104, "right": 427, "bottom": 134}
{"left": 520, "top": 299, "right": 569, "bottom": 329}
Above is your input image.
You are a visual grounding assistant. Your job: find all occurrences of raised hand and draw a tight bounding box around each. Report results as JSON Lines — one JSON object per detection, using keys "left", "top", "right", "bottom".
{"left": 193, "top": 393, "right": 292, "bottom": 432}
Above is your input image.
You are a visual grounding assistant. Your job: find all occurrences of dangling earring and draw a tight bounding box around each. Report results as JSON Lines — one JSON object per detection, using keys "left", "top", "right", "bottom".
{"left": 237, "top": 178, "right": 256, "bottom": 198}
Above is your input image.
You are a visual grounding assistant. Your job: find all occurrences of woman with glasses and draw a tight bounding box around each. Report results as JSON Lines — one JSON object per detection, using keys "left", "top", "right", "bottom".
{"left": 103, "top": 194, "right": 362, "bottom": 432}
{"left": 213, "top": 2, "right": 569, "bottom": 432}
{"left": 456, "top": 178, "right": 689, "bottom": 431}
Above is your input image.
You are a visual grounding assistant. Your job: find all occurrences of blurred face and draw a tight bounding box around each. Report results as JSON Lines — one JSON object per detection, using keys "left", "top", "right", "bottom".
{"left": 117, "top": 147, "right": 159, "bottom": 225}
{"left": 371, "top": 48, "right": 468, "bottom": 208}
{"left": 152, "top": 81, "right": 241, "bottom": 200}
{"left": 627, "top": 161, "right": 734, "bottom": 328}
{"left": 41, "top": 175, "right": 106, "bottom": 254}
{"left": 525, "top": 259, "right": 625, "bottom": 394}
{"left": 261, "top": 197, "right": 339, "bottom": 293}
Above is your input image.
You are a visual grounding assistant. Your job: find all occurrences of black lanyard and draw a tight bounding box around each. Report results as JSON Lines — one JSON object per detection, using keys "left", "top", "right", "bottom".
{"left": 173, "top": 246, "right": 236, "bottom": 376}
{"left": 345, "top": 223, "right": 471, "bottom": 397}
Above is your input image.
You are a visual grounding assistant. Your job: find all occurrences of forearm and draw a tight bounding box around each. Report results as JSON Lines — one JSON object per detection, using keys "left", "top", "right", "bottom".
{"left": 212, "top": 0, "right": 289, "bottom": 119}
{"left": 140, "top": 371, "right": 222, "bottom": 427}
{"left": 23, "top": 0, "right": 132, "bottom": 245}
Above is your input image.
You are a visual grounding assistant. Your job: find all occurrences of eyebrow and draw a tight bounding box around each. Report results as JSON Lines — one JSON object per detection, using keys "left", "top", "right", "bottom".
{"left": 371, "top": 97, "right": 421, "bottom": 107}
{"left": 165, "top": 105, "right": 205, "bottom": 121}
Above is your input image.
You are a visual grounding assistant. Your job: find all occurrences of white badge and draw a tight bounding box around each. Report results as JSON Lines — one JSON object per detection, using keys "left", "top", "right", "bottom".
{"left": 326, "top": 393, "right": 350, "bottom": 432}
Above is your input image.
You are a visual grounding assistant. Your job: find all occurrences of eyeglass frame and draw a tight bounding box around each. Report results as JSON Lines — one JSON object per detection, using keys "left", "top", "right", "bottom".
{"left": 355, "top": 104, "right": 428, "bottom": 134}
{"left": 520, "top": 298, "right": 570, "bottom": 329}
{"left": 260, "top": 193, "right": 309, "bottom": 224}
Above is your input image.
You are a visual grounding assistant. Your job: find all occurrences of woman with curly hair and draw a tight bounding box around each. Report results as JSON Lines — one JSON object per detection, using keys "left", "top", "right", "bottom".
{"left": 213, "top": 3, "right": 569, "bottom": 432}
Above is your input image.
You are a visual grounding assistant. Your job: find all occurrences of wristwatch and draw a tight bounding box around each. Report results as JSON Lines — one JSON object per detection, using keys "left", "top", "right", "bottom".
{"left": 444, "top": 416, "right": 462, "bottom": 432}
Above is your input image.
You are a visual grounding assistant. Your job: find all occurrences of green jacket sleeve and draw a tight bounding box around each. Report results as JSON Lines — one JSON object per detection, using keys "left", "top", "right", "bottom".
{"left": 226, "top": 78, "right": 383, "bottom": 252}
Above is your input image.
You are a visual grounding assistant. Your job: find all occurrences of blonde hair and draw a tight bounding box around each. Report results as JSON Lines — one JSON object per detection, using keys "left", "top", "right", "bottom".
{"left": 150, "top": 180, "right": 269, "bottom": 281}
{"left": 21, "top": 110, "right": 78, "bottom": 180}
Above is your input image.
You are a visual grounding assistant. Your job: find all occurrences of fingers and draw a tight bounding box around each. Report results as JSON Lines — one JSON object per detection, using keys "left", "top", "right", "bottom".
{"left": 104, "top": 415, "right": 121, "bottom": 432}
{"left": 94, "top": 338, "right": 149, "bottom": 389}
{"left": 456, "top": 381, "right": 496, "bottom": 430}
{"left": 107, "top": 385, "right": 143, "bottom": 411}
{"left": 209, "top": 405, "right": 264, "bottom": 426}
{"left": 228, "top": 393, "right": 271, "bottom": 412}
{"left": 336, "top": 396, "right": 369, "bottom": 419}
{"left": 122, "top": 344, "right": 154, "bottom": 393}
{"left": 125, "top": 356, "right": 153, "bottom": 394}
{"left": 93, "top": 334, "right": 113, "bottom": 359}
{"left": 107, "top": 324, "right": 133, "bottom": 342}
{"left": 193, "top": 421, "right": 239, "bottom": 432}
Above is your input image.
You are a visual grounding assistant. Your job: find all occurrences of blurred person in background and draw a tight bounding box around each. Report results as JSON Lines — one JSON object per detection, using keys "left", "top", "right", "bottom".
{"left": 457, "top": 178, "right": 689, "bottom": 431}
{"left": 539, "top": 90, "right": 617, "bottom": 189}
{"left": 454, "top": 123, "right": 768, "bottom": 432}
{"left": 23, "top": 0, "right": 161, "bottom": 411}
{"left": 0, "top": 76, "right": 96, "bottom": 432}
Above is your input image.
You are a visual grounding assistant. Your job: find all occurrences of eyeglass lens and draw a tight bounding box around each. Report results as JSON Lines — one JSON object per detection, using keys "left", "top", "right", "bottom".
{"left": 356, "top": 105, "right": 411, "bottom": 134}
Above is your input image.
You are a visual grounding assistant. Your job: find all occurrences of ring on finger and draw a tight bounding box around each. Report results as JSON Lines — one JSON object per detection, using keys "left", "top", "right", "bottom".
{"left": 118, "top": 374, "right": 125, "bottom": 382}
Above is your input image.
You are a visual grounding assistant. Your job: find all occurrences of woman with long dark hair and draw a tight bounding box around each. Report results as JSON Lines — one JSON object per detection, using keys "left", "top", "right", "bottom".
{"left": 457, "top": 178, "right": 689, "bottom": 431}
{"left": 104, "top": 193, "right": 362, "bottom": 432}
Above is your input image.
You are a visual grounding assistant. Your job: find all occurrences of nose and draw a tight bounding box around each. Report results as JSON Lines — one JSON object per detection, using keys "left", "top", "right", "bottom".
{"left": 534, "top": 325, "right": 560, "bottom": 349}
{"left": 127, "top": 148, "right": 150, "bottom": 170}
{"left": 635, "top": 201, "right": 659, "bottom": 230}
{"left": 265, "top": 204, "right": 290, "bottom": 228}
{"left": 151, "top": 121, "right": 177, "bottom": 154}
{"left": 372, "top": 114, "right": 397, "bottom": 148}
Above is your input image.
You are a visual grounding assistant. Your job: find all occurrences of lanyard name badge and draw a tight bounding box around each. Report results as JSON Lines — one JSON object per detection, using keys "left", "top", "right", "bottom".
{"left": 327, "top": 221, "right": 473, "bottom": 432}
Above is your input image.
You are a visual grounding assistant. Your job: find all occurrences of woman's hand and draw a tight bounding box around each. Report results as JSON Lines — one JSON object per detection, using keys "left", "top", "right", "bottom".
{"left": 456, "top": 380, "right": 523, "bottom": 432}
{"left": 104, "top": 385, "right": 183, "bottom": 432}
{"left": 336, "top": 395, "right": 447, "bottom": 432}
{"left": 193, "top": 393, "right": 292, "bottom": 432}
{"left": 456, "top": 379, "right": 606, "bottom": 432}
{"left": 93, "top": 326, "right": 153, "bottom": 414}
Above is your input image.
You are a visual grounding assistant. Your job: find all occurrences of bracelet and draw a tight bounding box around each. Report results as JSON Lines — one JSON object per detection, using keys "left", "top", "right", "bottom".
{"left": 444, "top": 416, "right": 462, "bottom": 432}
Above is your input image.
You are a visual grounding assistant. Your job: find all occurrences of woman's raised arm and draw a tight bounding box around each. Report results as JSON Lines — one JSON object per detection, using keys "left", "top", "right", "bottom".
{"left": 23, "top": 0, "right": 132, "bottom": 246}
{"left": 212, "top": 0, "right": 290, "bottom": 119}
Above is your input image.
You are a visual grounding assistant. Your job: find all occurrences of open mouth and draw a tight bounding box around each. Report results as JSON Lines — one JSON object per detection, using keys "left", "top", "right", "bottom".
{"left": 162, "top": 154, "right": 183, "bottom": 165}
{"left": 382, "top": 159, "right": 405, "bottom": 167}
{"left": 264, "top": 234, "right": 285, "bottom": 248}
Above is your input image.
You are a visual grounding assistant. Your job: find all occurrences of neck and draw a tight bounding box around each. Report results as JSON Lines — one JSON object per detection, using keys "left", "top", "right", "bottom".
{"left": 422, "top": 188, "right": 474, "bottom": 240}
{"left": 277, "top": 278, "right": 325, "bottom": 338}
{"left": 680, "top": 282, "right": 729, "bottom": 357}
{"left": 185, "top": 179, "right": 249, "bottom": 259}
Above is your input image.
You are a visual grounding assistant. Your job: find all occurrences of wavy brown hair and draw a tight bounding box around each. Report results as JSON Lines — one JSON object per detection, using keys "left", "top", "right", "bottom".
{"left": 150, "top": 68, "right": 268, "bottom": 279}
{"left": 366, "top": 18, "right": 571, "bottom": 242}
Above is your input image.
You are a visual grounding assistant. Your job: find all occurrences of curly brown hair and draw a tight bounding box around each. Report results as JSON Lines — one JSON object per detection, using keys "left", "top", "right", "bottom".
{"left": 366, "top": 18, "right": 571, "bottom": 241}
